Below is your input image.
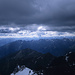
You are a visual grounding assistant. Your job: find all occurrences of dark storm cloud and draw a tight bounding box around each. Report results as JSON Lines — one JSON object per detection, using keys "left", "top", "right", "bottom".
{"left": 0, "top": 0, "right": 75, "bottom": 32}
{"left": 35, "top": 0, "right": 75, "bottom": 26}
{"left": 0, "top": 0, "right": 38, "bottom": 24}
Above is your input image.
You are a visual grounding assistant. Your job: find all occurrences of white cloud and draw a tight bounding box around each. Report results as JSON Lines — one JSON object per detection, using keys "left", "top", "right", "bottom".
{"left": 0, "top": 26, "right": 20, "bottom": 33}
{"left": 9, "top": 27, "right": 20, "bottom": 31}
{"left": 37, "top": 26, "right": 46, "bottom": 31}
{"left": 0, "top": 25, "right": 75, "bottom": 38}
{"left": 0, "top": 29, "right": 75, "bottom": 38}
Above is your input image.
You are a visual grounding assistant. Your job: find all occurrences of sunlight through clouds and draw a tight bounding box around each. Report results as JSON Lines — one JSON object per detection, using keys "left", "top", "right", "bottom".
{"left": 0, "top": 25, "right": 75, "bottom": 38}
{"left": 37, "top": 26, "right": 46, "bottom": 31}
{"left": 0, "top": 30, "right": 75, "bottom": 38}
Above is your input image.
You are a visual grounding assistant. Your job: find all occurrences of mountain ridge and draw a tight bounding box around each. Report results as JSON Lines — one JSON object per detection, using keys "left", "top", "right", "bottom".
{"left": 0, "top": 38, "right": 75, "bottom": 58}
{"left": 0, "top": 48, "right": 55, "bottom": 75}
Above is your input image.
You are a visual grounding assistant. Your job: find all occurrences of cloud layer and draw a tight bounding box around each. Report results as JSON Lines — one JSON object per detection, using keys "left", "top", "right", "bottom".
{"left": 0, "top": 26, "right": 75, "bottom": 38}
{"left": 0, "top": 0, "right": 75, "bottom": 38}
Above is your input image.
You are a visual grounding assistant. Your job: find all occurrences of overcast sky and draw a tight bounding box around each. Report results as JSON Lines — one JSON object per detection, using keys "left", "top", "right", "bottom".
{"left": 0, "top": 0, "right": 75, "bottom": 38}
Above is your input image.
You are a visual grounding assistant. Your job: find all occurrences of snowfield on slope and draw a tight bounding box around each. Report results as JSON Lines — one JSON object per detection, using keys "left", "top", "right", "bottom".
{"left": 11, "top": 67, "right": 37, "bottom": 75}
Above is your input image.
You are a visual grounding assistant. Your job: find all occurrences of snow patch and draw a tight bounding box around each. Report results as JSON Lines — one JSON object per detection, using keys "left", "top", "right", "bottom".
{"left": 69, "top": 52, "right": 72, "bottom": 54}
{"left": 11, "top": 67, "right": 37, "bottom": 75}
{"left": 65, "top": 56, "right": 69, "bottom": 62}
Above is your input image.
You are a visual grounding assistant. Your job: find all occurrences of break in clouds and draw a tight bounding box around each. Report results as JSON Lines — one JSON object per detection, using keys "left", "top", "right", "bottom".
{"left": 0, "top": 0, "right": 75, "bottom": 38}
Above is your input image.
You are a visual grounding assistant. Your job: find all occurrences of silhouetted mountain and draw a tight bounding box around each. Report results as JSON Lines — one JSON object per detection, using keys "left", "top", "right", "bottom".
{"left": 0, "top": 49, "right": 75, "bottom": 75}
{"left": 0, "top": 48, "right": 55, "bottom": 75}
{"left": 0, "top": 38, "right": 75, "bottom": 58}
{"left": 44, "top": 52, "right": 75, "bottom": 75}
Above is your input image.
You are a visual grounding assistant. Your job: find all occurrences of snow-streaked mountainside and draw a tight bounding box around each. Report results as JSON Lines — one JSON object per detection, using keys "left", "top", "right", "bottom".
{"left": 11, "top": 68, "right": 34, "bottom": 75}
{"left": 0, "top": 48, "right": 55, "bottom": 75}
{"left": 0, "top": 38, "right": 75, "bottom": 58}
{"left": 44, "top": 52, "right": 75, "bottom": 75}
{"left": 11, "top": 65, "right": 38, "bottom": 75}
{"left": 65, "top": 52, "right": 75, "bottom": 66}
{"left": 0, "top": 48, "right": 75, "bottom": 75}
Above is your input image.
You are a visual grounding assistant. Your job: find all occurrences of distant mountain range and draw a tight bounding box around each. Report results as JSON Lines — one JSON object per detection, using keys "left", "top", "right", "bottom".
{"left": 0, "top": 48, "right": 75, "bottom": 75}
{"left": 0, "top": 38, "right": 75, "bottom": 58}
